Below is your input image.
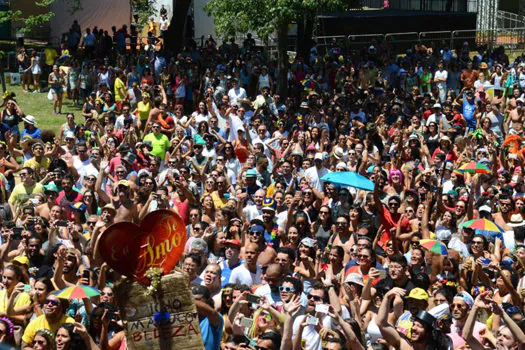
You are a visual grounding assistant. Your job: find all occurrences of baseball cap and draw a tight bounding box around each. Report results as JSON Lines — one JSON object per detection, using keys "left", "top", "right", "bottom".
{"left": 433, "top": 103, "right": 442, "bottom": 109}
{"left": 117, "top": 180, "right": 130, "bottom": 187}
{"left": 64, "top": 131, "right": 75, "bottom": 139}
{"left": 479, "top": 205, "right": 492, "bottom": 214}
{"left": 300, "top": 237, "right": 316, "bottom": 248}
{"left": 314, "top": 152, "right": 323, "bottom": 160}
{"left": 407, "top": 288, "right": 429, "bottom": 301}
{"left": 12, "top": 255, "right": 29, "bottom": 267}
{"left": 225, "top": 239, "right": 241, "bottom": 247}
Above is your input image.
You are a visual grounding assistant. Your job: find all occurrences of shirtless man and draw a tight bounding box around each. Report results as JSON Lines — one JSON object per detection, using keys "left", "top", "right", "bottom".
{"left": 507, "top": 98, "right": 524, "bottom": 134}
{"left": 240, "top": 224, "right": 276, "bottom": 266}
{"left": 36, "top": 185, "right": 59, "bottom": 220}
{"left": 492, "top": 194, "right": 514, "bottom": 231}
{"left": 110, "top": 180, "right": 137, "bottom": 223}
{"left": 328, "top": 214, "right": 353, "bottom": 264}
{"left": 92, "top": 204, "right": 116, "bottom": 267}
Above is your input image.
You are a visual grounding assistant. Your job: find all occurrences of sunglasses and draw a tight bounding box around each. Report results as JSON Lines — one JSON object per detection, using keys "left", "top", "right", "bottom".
{"left": 307, "top": 294, "right": 323, "bottom": 301}
{"left": 279, "top": 286, "right": 296, "bottom": 293}
{"left": 100, "top": 292, "right": 113, "bottom": 297}
{"left": 45, "top": 299, "right": 60, "bottom": 307}
{"left": 249, "top": 231, "right": 263, "bottom": 236}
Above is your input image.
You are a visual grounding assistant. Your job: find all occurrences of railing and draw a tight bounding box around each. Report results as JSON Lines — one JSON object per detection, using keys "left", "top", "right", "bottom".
{"left": 308, "top": 27, "right": 525, "bottom": 54}
{"left": 496, "top": 10, "right": 525, "bottom": 30}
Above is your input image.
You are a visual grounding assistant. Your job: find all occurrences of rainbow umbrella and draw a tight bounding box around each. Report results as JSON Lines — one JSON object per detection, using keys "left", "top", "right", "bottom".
{"left": 459, "top": 161, "right": 490, "bottom": 174}
{"left": 301, "top": 78, "right": 320, "bottom": 92}
{"left": 460, "top": 218, "right": 504, "bottom": 234}
{"left": 419, "top": 239, "right": 448, "bottom": 255}
{"left": 57, "top": 285, "right": 100, "bottom": 300}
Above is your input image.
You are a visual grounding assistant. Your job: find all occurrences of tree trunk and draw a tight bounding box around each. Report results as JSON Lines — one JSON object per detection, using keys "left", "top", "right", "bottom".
{"left": 296, "top": 14, "right": 304, "bottom": 55}
{"left": 302, "top": 16, "right": 314, "bottom": 60}
{"left": 277, "top": 21, "right": 289, "bottom": 98}
{"left": 165, "top": 0, "right": 191, "bottom": 53}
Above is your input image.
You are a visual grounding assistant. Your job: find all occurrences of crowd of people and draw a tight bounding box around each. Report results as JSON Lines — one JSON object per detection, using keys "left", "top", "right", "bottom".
{"left": 6, "top": 14, "right": 525, "bottom": 350}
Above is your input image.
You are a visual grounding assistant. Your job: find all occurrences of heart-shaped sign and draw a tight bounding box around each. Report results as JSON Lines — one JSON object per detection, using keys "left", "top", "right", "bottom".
{"left": 98, "top": 210, "right": 187, "bottom": 284}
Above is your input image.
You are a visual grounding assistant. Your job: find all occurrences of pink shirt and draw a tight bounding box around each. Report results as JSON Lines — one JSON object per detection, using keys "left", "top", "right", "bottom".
{"left": 448, "top": 320, "right": 486, "bottom": 349}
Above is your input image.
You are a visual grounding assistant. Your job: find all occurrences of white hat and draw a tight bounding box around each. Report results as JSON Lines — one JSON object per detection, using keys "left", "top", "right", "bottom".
{"left": 508, "top": 214, "right": 525, "bottom": 227}
{"left": 22, "top": 115, "right": 37, "bottom": 125}
{"left": 433, "top": 103, "right": 442, "bottom": 109}
{"left": 64, "top": 131, "right": 75, "bottom": 139}
{"left": 429, "top": 303, "right": 451, "bottom": 321}
{"left": 336, "top": 162, "right": 348, "bottom": 171}
{"left": 478, "top": 205, "right": 492, "bottom": 214}
{"left": 333, "top": 147, "right": 344, "bottom": 160}
{"left": 314, "top": 152, "right": 323, "bottom": 160}
{"left": 344, "top": 273, "right": 364, "bottom": 286}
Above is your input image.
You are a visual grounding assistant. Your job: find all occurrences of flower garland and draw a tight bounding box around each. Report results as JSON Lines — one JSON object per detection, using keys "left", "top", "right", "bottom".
{"left": 144, "top": 267, "right": 164, "bottom": 297}
{"left": 143, "top": 267, "right": 172, "bottom": 325}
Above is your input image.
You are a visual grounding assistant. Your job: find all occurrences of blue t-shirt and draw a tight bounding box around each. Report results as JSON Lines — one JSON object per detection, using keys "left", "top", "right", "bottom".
{"left": 219, "top": 260, "right": 243, "bottom": 288}
{"left": 200, "top": 314, "right": 223, "bottom": 350}
{"left": 21, "top": 127, "right": 41, "bottom": 140}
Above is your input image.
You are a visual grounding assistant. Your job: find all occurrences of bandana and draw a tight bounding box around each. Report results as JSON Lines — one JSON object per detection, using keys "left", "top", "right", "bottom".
{"left": 454, "top": 291, "right": 474, "bottom": 308}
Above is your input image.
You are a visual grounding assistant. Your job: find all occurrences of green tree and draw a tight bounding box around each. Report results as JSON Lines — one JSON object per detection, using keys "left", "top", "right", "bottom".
{"left": 204, "top": 0, "right": 344, "bottom": 97}
{"left": 0, "top": 0, "right": 82, "bottom": 35}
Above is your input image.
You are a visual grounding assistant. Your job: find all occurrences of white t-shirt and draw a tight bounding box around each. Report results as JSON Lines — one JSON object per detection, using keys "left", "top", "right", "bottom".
{"left": 243, "top": 205, "right": 262, "bottom": 223}
{"left": 434, "top": 69, "right": 448, "bottom": 88}
{"left": 229, "top": 264, "right": 262, "bottom": 287}
{"left": 292, "top": 314, "right": 332, "bottom": 350}
{"left": 227, "top": 87, "right": 247, "bottom": 107}
{"left": 159, "top": 18, "right": 170, "bottom": 31}
{"left": 304, "top": 166, "right": 329, "bottom": 192}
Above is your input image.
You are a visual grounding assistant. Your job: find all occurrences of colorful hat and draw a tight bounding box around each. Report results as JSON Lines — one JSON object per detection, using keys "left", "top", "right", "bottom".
{"left": 262, "top": 197, "right": 276, "bottom": 211}
{"left": 407, "top": 288, "right": 429, "bottom": 301}
{"left": 68, "top": 202, "right": 86, "bottom": 212}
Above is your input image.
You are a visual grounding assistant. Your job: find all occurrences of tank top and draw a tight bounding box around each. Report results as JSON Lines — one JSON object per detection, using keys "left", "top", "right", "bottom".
{"left": 463, "top": 97, "right": 476, "bottom": 129}
{"left": 258, "top": 73, "right": 270, "bottom": 89}
{"left": 137, "top": 101, "right": 151, "bottom": 121}
{"left": 2, "top": 110, "right": 19, "bottom": 128}
{"left": 493, "top": 73, "right": 502, "bottom": 88}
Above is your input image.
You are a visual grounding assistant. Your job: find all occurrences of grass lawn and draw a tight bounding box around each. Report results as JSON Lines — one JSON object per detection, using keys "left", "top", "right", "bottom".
{"left": 5, "top": 84, "right": 83, "bottom": 135}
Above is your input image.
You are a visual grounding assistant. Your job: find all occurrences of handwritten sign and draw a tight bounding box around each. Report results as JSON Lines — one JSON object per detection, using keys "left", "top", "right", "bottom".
{"left": 98, "top": 210, "right": 187, "bottom": 283}
{"left": 116, "top": 271, "right": 204, "bottom": 350}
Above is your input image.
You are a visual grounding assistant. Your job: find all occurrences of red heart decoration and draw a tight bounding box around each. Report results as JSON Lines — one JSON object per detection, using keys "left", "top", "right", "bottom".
{"left": 98, "top": 210, "right": 187, "bottom": 284}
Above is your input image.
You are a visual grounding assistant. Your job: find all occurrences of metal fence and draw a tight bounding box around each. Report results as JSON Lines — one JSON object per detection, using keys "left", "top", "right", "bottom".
{"left": 308, "top": 27, "right": 525, "bottom": 55}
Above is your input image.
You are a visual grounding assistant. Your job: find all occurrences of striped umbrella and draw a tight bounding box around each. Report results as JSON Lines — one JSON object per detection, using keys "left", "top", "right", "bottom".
{"left": 460, "top": 218, "right": 504, "bottom": 234}
{"left": 57, "top": 285, "right": 100, "bottom": 300}
{"left": 458, "top": 161, "right": 490, "bottom": 174}
{"left": 419, "top": 239, "right": 448, "bottom": 255}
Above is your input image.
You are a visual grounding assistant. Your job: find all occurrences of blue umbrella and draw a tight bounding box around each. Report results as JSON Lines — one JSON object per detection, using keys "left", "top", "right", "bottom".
{"left": 321, "top": 171, "right": 375, "bottom": 191}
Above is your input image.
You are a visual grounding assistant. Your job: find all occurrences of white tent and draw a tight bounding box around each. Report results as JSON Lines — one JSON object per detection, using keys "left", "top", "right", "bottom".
{"left": 49, "top": 0, "right": 130, "bottom": 44}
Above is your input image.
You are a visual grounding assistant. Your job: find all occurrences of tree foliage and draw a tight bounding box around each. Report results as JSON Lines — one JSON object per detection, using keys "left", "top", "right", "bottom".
{"left": 0, "top": 0, "right": 82, "bottom": 34}
{"left": 204, "top": 0, "right": 345, "bottom": 40}
{"left": 131, "top": 0, "right": 158, "bottom": 28}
